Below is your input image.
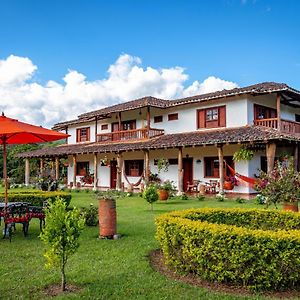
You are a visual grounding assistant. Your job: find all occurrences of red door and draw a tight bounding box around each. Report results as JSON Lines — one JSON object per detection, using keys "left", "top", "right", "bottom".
{"left": 183, "top": 158, "right": 193, "bottom": 192}
{"left": 110, "top": 160, "right": 117, "bottom": 189}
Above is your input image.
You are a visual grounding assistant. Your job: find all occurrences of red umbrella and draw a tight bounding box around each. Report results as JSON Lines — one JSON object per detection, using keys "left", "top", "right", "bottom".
{"left": 0, "top": 113, "right": 69, "bottom": 206}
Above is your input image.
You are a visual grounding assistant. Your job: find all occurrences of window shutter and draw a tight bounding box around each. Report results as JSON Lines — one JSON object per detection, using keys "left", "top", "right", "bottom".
{"left": 219, "top": 106, "right": 226, "bottom": 127}
{"left": 197, "top": 109, "right": 205, "bottom": 128}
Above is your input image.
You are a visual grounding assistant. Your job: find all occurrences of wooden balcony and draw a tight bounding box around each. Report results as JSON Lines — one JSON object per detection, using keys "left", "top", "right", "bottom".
{"left": 96, "top": 128, "right": 165, "bottom": 143}
{"left": 254, "top": 118, "right": 300, "bottom": 135}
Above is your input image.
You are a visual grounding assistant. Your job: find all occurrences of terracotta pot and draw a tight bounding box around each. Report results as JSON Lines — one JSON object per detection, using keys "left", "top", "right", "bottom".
{"left": 223, "top": 181, "right": 234, "bottom": 190}
{"left": 158, "top": 189, "right": 169, "bottom": 201}
{"left": 99, "top": 198, "right": 117, "bottom": 238}
{"left": 283, "top": 202, "right": 299, "bottom": 212}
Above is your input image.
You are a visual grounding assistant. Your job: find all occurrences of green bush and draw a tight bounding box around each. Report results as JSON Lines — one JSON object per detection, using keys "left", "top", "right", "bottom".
{"left": 82, "top": 204, "right": 98, "bottom": 226}
{"left": 156, "top": 208, "right": 300, "bottom": 291}
{"left": 0, "top": 191, "right": 71, "bottom": 207}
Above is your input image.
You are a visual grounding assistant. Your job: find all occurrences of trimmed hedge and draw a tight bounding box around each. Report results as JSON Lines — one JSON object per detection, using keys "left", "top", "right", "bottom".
{"left": 0, "top": 191, "right": 71, "bottom": 207}
{"left": 156, "top": 208, "right": 300, "bottom": 291}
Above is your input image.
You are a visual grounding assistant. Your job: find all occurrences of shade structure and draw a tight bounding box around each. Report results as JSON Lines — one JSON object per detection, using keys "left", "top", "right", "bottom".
{"left": 0, "top": 113, "right": 69, "bottom": 206}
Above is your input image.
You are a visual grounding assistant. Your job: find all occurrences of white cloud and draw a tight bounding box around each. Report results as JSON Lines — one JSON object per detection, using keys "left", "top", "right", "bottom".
{"left": 0, "top": 54, "right": 239, "bottom": 127}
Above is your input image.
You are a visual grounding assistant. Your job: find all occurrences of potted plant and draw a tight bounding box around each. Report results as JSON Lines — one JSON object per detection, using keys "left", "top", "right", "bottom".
{"left": 156, "top": 158, "right": 169, "bottom": 173}
{"left": 224, "top": 175, "right": 238, "bottom": 190}
{"left": 233, "top": 146, "right": 254, "bottom": 162}
{"left": 255, "top": 159, "right": 300, "bottom": 212}
{"left": 157, "top": 180, "right": 175, "bottom": 201}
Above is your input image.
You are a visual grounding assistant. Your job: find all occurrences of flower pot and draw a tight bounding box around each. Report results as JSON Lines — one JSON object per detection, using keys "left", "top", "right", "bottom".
{"left": 98, "top": 198, "right": 117, "bottom": 238}
{"left": 283, "top": 202, "right": 299, "bottom": 212}
{"left": 224, "top": 181, "right": 234, "bottom": 190}
{"left": 158, "top": 189, "right": 169, "bottom": 201}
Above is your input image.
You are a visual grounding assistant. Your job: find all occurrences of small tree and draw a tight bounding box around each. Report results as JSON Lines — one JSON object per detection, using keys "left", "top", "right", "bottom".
{"left": 143, "top": 184, "right": 159, "bottom": 210}
{"left": 255, "top": 159, "right": 300, "bottom": 208}
{"left": 40, "top": 198, "right": 85, "bottom": 291}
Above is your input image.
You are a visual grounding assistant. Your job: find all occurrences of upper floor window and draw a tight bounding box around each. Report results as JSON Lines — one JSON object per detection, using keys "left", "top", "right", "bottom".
{"left": 168, "top": 113, "right": 178, "bottom": 121}
{"left": 101, "top": 124, "right": 108, "bottom": 130}
{"left": 76, "top": 127, "right": 90, "bottom": 142}
{"left": 154, "top": 115, "right": 163, "bottom": 123}
{"left": 254, "top": 104, "right": 276, "bottom": 120}
{"left": 197, "top": 106, "right": 226, "bottom": 129}
{"left": 112, "top": 120, "right": 136, "bottom": 132}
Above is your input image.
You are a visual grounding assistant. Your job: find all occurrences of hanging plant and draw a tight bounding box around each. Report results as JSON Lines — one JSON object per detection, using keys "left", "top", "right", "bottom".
{"left": 156, "top": 158, "right": 169, "bottom": 173}
{"left": 233, "top": 146, "right": 254, "bottom": 162}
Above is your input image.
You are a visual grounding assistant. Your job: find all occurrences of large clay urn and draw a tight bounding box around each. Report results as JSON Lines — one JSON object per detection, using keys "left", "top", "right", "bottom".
{"left": 98, "top": 198, "right": 117, "bottom": 238}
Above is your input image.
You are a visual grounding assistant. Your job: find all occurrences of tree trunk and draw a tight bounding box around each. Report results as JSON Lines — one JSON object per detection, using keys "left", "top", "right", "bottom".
{"left": 61, "top": 255, "right": 66, "bottom": 291}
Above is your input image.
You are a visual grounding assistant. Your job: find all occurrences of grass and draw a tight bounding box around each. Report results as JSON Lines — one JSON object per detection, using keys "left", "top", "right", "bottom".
{"left": 0, "top": 190, "right": 275, "bottom": 299}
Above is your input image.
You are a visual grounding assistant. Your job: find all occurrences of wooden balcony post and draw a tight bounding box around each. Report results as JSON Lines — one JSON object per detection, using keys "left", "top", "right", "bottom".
{"left": 266, "top": 142, "right": 276, "bottom": 173}
{"left": 218, "top": 145, "right": 224, "bottom": 194}
{"left": 93, "top": 153, "right": 98, "bottom": 191}
{"left": 25, "top": 158, "right": 30, "bottom": 186}
{"left": 72, "top": 154, "right": 77, "bottom": 189}
{"left": 65, "top": 126, "right": 68, "bottom": 144}
{"left": 55, "top": 157, "right": 59, "bottom": 180}
{"left": 143, "top": 149, "right": 150, "bottom": 184}
{"left": 178, "top": 147, "right": 184, "bottom": 194}
{"left": 118, "top": 112, "right": 122, "bottom": 131}
{"left": 116, "top": 152, "right": 123, "bottom": 191}
{"left": 276, "top": 93, "right": 281, "bottom": 131}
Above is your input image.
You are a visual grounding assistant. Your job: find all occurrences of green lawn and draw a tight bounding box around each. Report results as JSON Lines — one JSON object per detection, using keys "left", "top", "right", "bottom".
{"left": 0, "top": 191, "right": 274, "bottom": 299}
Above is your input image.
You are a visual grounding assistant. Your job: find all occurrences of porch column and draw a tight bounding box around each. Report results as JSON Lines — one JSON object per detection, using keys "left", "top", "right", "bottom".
{"left": 294, "top": 144, "right": 299, "bottom": 171}
{"left": 143, "top": 149, "right": 150, "bottom": 184}
{"left": 178, "top": 147, "right": 184, "bottom": 194}
{"left": 72, "top": 154, "right": 77, "bottom": 189}
{"left": 266, "top": 142, "right": 276, "bottom": 173}
{"left": 93, "top": 153, "right": 98, "bottom": 191}
{"left": 65, "top": 126, "right": 68, "bottom": 144}
{"left": 55, "top": 157, "right": 59, "bottom": 180}
{"left": 276, "top": 93, "right": 281, "bottom": 131}
{"left": 116, "top": 152, "right": 123, "bottom": 191}
{"left": 25, "top": 158, "right": 30, "bottom": 186}
{"left": 218, "top": 145, "right": 224, "bottom": 194}
{"left": 40, "top": 158, "right": 44, "bottom": 175}
{"left": 118, "top": 112, "right": 122, "bottom": 130}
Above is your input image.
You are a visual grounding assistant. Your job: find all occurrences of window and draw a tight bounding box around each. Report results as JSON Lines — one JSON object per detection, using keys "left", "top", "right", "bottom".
{"left": 206, "top": 108, "right": 218, "bottom": 121}
{"left": 112, "top": 120, "right": 136, "bottom": 132}
{"left": 204, "top": 156, "right": 234, "bottom": 178}
{"left": 125, "top": 160, "right": 143, "bottom": 176}
{"left": 254, "top": 104, "right": 277, "bottom": 120}
{"left": 101, "top": 124, "right": 108, "bottom": 130}
{"left": 197, "top": 106, "right": 226, "bottom": 129}
{"left": 76, "top": 127, "right": 90, "bottom": 142}
{"left": 76, "top": 162, "right": 89, "bottom": 176}
{"left": 168, "top": 113, "right": 178, "bottom": 121}
{"left": 296, "top": 114, "right": 300, "bottom": 122}
{"left": 154, "top": 115, "right": 163, "bottom": 123}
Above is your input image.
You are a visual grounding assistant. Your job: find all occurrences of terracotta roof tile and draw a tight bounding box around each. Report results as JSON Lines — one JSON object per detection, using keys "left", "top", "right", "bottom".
{"left": 18, "top": 125, "right": 300, "bottom": 158}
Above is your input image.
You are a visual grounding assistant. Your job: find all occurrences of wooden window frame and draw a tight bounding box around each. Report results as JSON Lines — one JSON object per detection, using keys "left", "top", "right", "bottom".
{"left": 125, "top": 160, "right": 144, "bottom": 177}
{"left": 101, "top": 124, "right": 108, "bottom": 130}
{"left": 254, "top": 104, "right": 277, "bottom": 120}
{"left": 154, "top": 115, "right": 163, "bottom": 123}
{"left": 76, "top": 127, "right": 90, "bottom": 142}
{"left": 204, "top": 156, "right": 234, "bottom": 178}
{"left": 168, "top": 113, "right": 178, "bottom": 121}
{"left": 197, "top": 105, "right": 226, "bottom": 129}
{"left": 112, "top": 119, "right": 136, "bottom": 132}
{"left": 76, "top": 161, "right": 89, "bottom": 176}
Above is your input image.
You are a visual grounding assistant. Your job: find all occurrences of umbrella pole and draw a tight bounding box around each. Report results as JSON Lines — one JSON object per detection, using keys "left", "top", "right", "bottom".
{"left": 3, "top": 139, "right": 8, "bottom": 207}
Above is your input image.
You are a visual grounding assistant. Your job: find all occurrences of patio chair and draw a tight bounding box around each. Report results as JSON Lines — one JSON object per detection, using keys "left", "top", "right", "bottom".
{"left": 186, "top": 180, "right": 200, "bottom": 192}
{"left": 205, "top": 180, "right": 218, "bottom": 194}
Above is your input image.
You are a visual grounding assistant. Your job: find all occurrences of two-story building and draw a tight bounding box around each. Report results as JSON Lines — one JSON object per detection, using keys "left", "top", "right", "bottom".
{"left": 19, "top": 82, "right": 300, "bottom": 195}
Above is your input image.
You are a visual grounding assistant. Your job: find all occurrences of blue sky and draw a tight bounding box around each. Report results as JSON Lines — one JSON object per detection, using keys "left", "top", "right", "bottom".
{"left": 0, "top": 0, "right": 299, "bottom": 126}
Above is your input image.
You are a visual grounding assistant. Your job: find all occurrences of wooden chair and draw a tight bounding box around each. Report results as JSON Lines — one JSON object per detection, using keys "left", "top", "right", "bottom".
{"left": 186, "top": 180, "right": 200, "bottom": 192}
{"left": 205, "top": 180, "right": 218, "bottom": 194}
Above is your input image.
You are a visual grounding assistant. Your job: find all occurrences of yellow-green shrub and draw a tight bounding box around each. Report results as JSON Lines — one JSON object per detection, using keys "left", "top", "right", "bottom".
{"left": 155, "top": 208, "right": 300, "bottom": 291}
{"left": 0, "top": 191, "right": 71, "bottom": 207}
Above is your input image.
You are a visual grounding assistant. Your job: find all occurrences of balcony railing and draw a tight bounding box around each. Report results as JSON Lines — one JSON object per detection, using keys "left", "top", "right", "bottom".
{"left": 96, "top": 128, "right": 165, "bottom": 143}
{"left": 254, "top": 118, "right": 300, "bottom": 135}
